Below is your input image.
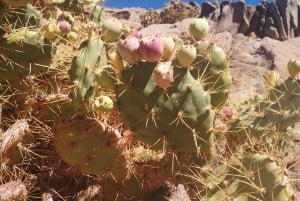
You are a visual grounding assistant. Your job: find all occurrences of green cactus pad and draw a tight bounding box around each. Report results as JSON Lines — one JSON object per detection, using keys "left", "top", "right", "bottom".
{"left": 0, "top": 4, "right": 42, "bottom": 33}
{"left": 0, "top": 28, "right": 53, "bottom": 80}
{"left": 54, "top": 118, "right": 126, "bottom": 178}
{"left": 86, "top": 3, "right": 105, "bottom": 24}
{"left": 200, "top": 153, "right": 293, "bottom": 201}
{"left": 190, "top": 43, "right": 232, "bottom": 108}
{"left": 70, "top": 37, "right": 116, "bottom": 108}
{"left": 230, "top": 77, "right": 300, "bottom": 138}
{"left": 116, "top": 61, "right": 215, "bottom": 152}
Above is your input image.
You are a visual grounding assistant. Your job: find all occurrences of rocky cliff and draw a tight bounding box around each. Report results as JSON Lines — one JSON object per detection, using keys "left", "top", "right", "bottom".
{"left": 202, "top": 0, "right": 300, "bottom": 40}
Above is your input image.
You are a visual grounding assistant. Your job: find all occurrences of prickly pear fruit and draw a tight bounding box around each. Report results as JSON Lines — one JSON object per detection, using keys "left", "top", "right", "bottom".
{"left": 207, "top": 43, "right": 227, "bottom": 69}
{"left": 66, "top": 31, "right": 78, "bottom": 42}
{"left": 131, "top": 29, "right": 142, "bottom": 39}
{"left": 161, "top": 36, "right": 176, "bottom": 61}
{"left": 117, "top": 36, "right": 140, "bottom": 64}
{"left": 287, "top": 59, "right": 300, "bottom": 78}
{"left": 102, "top": 18, "right": 123, "bottom": 43}
{"left": 44, "top": 18, "right": 60, "bottom": 40}
{"left": 177, "top": 45, "right": 197, "bottom": 68}
{"left": 54, "top": 118, "right": 127, "bottom": 178}
{"left": 153, "top": 61, "right": 174, "bottom": 90}
{"left": 107, "top": 47, "right": 124, "bottom": 72}
{"left": 92, "top": 95, "right": 114, "bottom": 112}
{"left": 58, "top": 20, "right": 71, "bottom": 34}
{"left": 189, "top": 18, "right": 209, "bottom": 41}
{"left": 139, "top": 36, "right": 164, "bottom": 62}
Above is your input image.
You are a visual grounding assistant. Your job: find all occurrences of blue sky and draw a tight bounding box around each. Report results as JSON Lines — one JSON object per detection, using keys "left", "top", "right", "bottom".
{"left": 103, "top": 0, "right": 262, "bottom": 9}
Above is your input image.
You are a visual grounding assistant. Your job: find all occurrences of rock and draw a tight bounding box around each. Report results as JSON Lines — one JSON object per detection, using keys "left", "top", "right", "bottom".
{"left": 248, "top": 4, "right": 267, "bottom": 37}
{"left": 266, "top": 2, "right": 287, "bottom": 40}
{"left": 140, "top": 18, "right": 198, "bottom": 37}
{"left": 140, "top": 1, "right": 200, "bottom": 27}
{"left": 263, "top": 17, "right": 280, "bottom": 40}
{"left": 229, "top": 34, "right": 270, "bottom": 103}
{"left": 201, "top": 0, "right": 300, "bottom": 40}
{"left": 200, "top": 1, "right": 218, "bottom": 19}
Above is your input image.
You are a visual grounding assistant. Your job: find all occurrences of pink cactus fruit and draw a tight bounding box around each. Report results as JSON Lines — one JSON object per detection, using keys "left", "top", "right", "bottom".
{"left": 139, "top": 36, "right": 164, "bottom": 62}
{"left": 58, "top": 20, "right": 71, "bottom": 34}
{"left": 117, "top": 36, "right": 141, "bottom": 64}
{"left": 221, "top": 107, "right": 233, "bottom": 119}
{"left": 131, "top": 29, "right": 142, "bottom": 39}
{"left": 154, "top": 62, "right": 174, "bottom": 89}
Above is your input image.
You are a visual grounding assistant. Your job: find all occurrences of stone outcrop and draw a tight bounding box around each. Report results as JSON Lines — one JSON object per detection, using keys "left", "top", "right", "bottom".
{"left": 201, "top": 0, "right": 300, "bottom": 40}
{"left": 140, "top": 1, "right": 201, "bottom": 27}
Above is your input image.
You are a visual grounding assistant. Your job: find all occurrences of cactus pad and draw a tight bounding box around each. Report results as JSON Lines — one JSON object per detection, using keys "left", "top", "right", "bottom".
{"left": 116, "top": 61, "right": 215, "bottom": 152}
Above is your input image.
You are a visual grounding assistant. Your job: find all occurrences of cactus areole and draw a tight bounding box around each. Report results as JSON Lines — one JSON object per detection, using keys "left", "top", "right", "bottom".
{"left": 116, "top": 61, "right": 215, "bottom": 152}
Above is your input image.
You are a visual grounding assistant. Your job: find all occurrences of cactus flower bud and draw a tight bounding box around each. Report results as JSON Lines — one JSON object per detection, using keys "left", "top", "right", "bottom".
{"left": 154, "top": 62, "right": 174, "bottom": 90}
{"left": 177, "top": 45, "right": 197, "bottom": 68}
{"left": 189, "top": 18, "right": 209, "bottom": 41}
{"left": 161, "top": 36, "right": 176, "bottom": 61}
{"left": 102, "top": 18, "right": 123, "bottom": 43}
{"left": 117, "top": 36, "right": 141, "bottom": 64}
{"left": 66, "top": 31, "right": 78, "bottom": 42}
{"left": 93, "top": 95, "right": 114, "bottom": 112}
{"left": 117, "top": 36, "right": 140, "bottom": 64}
{"left": 287, "top": 59, "right": 300, "bottom": 78}
{"left": 44, "top": 19, "right": 60, "bottom": 40}
{"left": 207, "top": 43, "right": 227, "bottom": 68}
{"left": 108, "top": 49, "right": 124, "bottom": 72}
{"left": 221, "top": 107, "right": 233, "bottom": 119}
{"left": 58, "top": 20, "right": 71, "bottom": 34}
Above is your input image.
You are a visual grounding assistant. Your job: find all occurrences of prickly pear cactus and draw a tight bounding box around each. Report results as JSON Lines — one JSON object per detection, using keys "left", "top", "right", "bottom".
{"left": 0, "top": 4, "right": 42, "bottom": 36}
{"left": 70, "top": 37, "right": 116, "bottom": 111}
{"left": 230, "top": 72, "right": 300, "bottom": 138}
{"left": 0, "top": 28, "right": 53, "bottom": 80}
{"left": 54, "top": 117, "right": 127, "bottom": 178}
{"left": 198, "top": 153, "right": 293, "bottom": 201}
{"left": 116, "top": 61, "right": 215, "bottom": 152}
{"left": 192, "top": 42, "right": 232, "bottom": 108}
